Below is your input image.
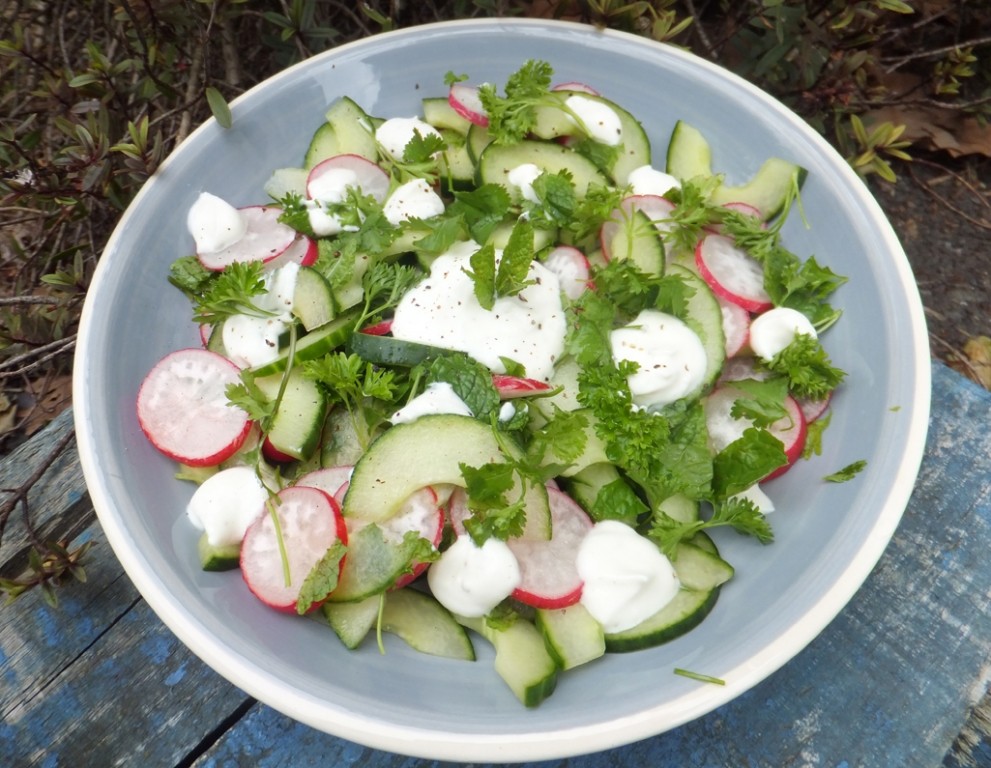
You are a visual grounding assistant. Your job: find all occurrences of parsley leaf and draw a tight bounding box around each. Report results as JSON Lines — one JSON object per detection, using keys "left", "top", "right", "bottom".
{"left": 168, "top": 255, "right": 213, "bottom": 300}
{"left": 802, "top": 409, "right": 832, "bottom": 459}
{"left": 478, "top": 59, "right": 556, "bottom": 145}
{"left": 727, "top": 377, "right": 790, "bottom": 428}
{"left": 459, "top": 461, "right": 528, "bottom": 543}
{"left": 648, "top": 495, "right": 773, "bottom": 558}
{"left": 192, "top": 260, "right": 274, "bottom": 324}
{"left": 824, "top": 459, "right": 867, "bottom": 483}
{"left": 760, "top": 333, "right": 846, "bottom": 400}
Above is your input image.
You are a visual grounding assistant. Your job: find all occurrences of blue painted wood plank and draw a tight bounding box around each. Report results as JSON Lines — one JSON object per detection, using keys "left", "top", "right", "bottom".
{"left": 188, "top": 362, "right": 991, "bottom": 768}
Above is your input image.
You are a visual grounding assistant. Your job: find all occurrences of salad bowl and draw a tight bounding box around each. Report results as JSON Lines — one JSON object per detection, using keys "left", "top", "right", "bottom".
{"left": 72, "top": 18, "right": 930, "bottom": 762}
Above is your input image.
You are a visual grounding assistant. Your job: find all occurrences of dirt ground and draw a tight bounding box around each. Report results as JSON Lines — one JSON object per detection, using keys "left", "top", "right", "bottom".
{"left": 869, "top": 156, "right": 991, "bottom": 378}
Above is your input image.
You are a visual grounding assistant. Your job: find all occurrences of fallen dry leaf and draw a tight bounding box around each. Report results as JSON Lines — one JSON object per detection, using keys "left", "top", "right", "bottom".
{"left": 0, "top": 392, "right": 16, "bottom": 438}
{"left": 950, "top": 335, "right": 991, "bottom": 390}
{"left": 18, "top": 374, "right": 73, "bottom": 436}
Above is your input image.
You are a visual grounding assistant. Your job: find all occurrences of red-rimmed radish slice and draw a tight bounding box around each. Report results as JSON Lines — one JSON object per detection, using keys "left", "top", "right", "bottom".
{"left": 297, "top": 465, "right": 354, "bottom": 502}
{"left": 704, "top": 385, "right": 807, "bottom": 480}
{"left": 448, "top": 83, "right": 488, "bottom": 127}
{"left": 718, "top": 355, "right": 768, "bottom": 385}
{"left": 377, "top": 486, "right": 444, "bottom": 588}
{"left": 136, "top": 348, "right": 251, "bottom": 467}
{"left": 695, "top": 234, "right": 772, "bottom": 313}
{"left": 797, "top": 391, "right": 832, "bottom": 424}
{"left": 360, "top": 318, "right": 393, "bottom": 336}
{"left": 491, "top": 373, "right": 554, "bottom": 399}
{"left": 722, "top": 201, "right": 764, "bottom": 221}
{"left": 263, "top": 234, "right": 317, "bottom": 270}
{"left": 447, "top": 487, "right": 593, "bottom": 609}
{"left": 197, "top": 206, "right": 298, "bottom": 271}
{"left": 552, "top": 81, "right": 600, "bottom": 95}
{"left": 508, "top": 488, "right": 592, "bottom": 609}
{"left": 718, "top": 295, "right": 751, "bottom": 358}
{"left": 306, "top": 153, "right": 391, "bottom": 204}
{"left": 241, "top": 485, "right": 348, "bottom": 613}
{"left": 262, "top": 437, "right": 296, "bottom": 464}
{"left": 199, "top": 324, "right": 212, "bottom": 348}
{"left": 542, "top": 245, "right": 591, "bottom": 300}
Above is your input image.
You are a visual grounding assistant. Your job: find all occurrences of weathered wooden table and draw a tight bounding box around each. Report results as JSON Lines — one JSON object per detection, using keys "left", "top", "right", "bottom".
{"left": 2, "top": 361, "right": 989, "bottom": 767}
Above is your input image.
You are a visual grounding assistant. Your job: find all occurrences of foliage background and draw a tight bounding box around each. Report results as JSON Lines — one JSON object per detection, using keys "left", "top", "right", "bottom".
{"left": 1, "top": 0, "right": 990, "bottom": 455}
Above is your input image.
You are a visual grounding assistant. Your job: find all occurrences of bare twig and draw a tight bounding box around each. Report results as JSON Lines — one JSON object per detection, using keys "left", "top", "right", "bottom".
{"left": 0, "top": 296, "right": 73, "bottom": 307}
{"left": 0, "top": 426, "right": 76, "bottom": 545}
{"left": 907, "top": 163, "right": 991, "bottom": 233}
{"left": 0, "top": 335, "right": 77, "bottom": 378}
{"left": 883, "top": 34, "right": 991, "bottom": 73}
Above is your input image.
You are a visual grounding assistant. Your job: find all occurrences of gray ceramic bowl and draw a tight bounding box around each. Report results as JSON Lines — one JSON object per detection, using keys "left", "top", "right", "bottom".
{"left": 73, "top": 18, "right": 930, "bottom": 762}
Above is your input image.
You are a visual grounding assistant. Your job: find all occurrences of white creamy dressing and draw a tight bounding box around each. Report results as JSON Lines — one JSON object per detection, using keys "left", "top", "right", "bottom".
{"left": 389, "top": 243, "right": 567, "bottom": 381}
{"left": 749, "top": 306, "right": 818, "bottom": 361}
{"left": 427, "top": 535, "right": 522, "bottom": 617}
{"left": 610, "top": 309, "right": 708, "bottom": 409}
{"left": 306, "top": 167, "right": 362, "bottom": 236}
{"left": 186, "top": 466, "right": 268, "bottom": 547}
{"left": 383, "top": 178, "right": 445, "bottom": 226}
{"left": 375, "top": 117, "right": 444, "bottom": 161}
{"left": 187, "top": 192, "right": 248, "bottom": 254}
{"left": 221, "top": 261, "right": 300, "bottom": 369}
{"left": 390, "top": 382, "right": 473, "bottom": 425}
{"left": 507, "top": 163, "right": 543, "bottom": 203}
{"left": 627, "top": 165, "right": 681, "bottom": 198}
{"left": 575, "top": 520, "right": 681, "bottom": 633}
{"left": 732, "top": 483, "right": 775, "bottom": 514}
{"left": 565, "top": 95, "right": 622, "bottom": 146}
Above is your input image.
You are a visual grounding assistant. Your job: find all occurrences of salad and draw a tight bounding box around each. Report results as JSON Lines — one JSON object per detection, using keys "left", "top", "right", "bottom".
{"left": 135, "top": 60, "right": 854, "bottom": 708}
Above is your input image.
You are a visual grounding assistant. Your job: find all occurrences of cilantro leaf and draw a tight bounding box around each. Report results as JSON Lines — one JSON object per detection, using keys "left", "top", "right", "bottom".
{"left": 459, "top": 461, "right": 528, "bottom": 543}
{"left": 711, "top": 427, "right": 787, "bottom": 500}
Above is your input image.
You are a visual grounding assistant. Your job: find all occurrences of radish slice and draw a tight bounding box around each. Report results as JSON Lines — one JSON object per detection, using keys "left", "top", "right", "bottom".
{"left": 491, "top": 373, "right": 554, "bottom": 399}
{"left": 704, "top": 385, "right": 807, "bottom": 480}
{"left": 297, "top": 465, "right": 354, "bottom": 500}
{"left": 306, "top": 153, "right": 391, "bottom": 204}
{"left": 197, "top": 206, "right": 298, "bottom": 271}
{"left": 378, "top": 486, "right": 444, "bottom": 588}
{"left": 695, "top": 234, "right": 772, "bottom": 313}
{"left": 721, "top": 201, "right": 764, "bottom": 221}
{"left": 136, "top": 348, "right": 251, "bottom": 467}
{"left": 447, "top": 487, "right": 593, "bottom": 609}
{"left": 263, "top": 234, "right": 317, "bottom": 270}
{"left": 262, "top": 437, "right": 296, "bottom": 464}
{"left": 241, "top": 485, "right": 348, "bottom": 613}
{"left": 552, "top": 81, "right": 600, "bottom": 95}
{"left": 360, "top": 318, "right": 393, "bottom": 336}
{"left": 542, "top": 245, "right": 591, "bottom": 300}
{"left": 199, "top": 324, "right": 212, "bottom": 348}
{"left": 797, "top": 392, "right": 831, "bottom": 424}
{"left": 718, "top": 295, "right": 751, "bottom": 358}
{"left": 508, "top": 488, "right": 592, "bottom": 609}
{"left": 448, "top": 83, "right": 488, "bottom": 127}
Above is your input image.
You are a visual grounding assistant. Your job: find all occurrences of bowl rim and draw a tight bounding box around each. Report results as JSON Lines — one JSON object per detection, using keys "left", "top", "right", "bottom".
{"left": 72, "top": 16, "right": 931, "bottom": 762}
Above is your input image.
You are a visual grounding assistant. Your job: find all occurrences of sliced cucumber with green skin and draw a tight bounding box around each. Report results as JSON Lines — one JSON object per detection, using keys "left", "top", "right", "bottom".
{"left": 254, "top": 367, "right": 327, "bottom": 461}
{"left": 292, "top": 266, "right": 336, "bottom": 332}
{"left": 457, "top": 613, "right": 558, "bottom": 707}
{"left": 382, "top": 588, "right": 476, "bottom": 661}
{"left": 477, "top": 140, "right": 610, "bottom": 201}
{"left": 671, "top": 541, "right": 734, "bottom": 592}
{"left": 323, "top": 595, "right": 380, "bottom": 648}
{"left": 655, "top": 492, "right": 700, "bottom": 524}
{"left": 247, "top": 310, "right": 357, "bottom": 378}
{"left": 667, "top": 262, "right": 725, "bottom": 394}
{"left": 304, "top": 96, "right": 378, "bottom": 168}
{"left": 604, "top": 587, "right": 719, "bottom": 652}
{"left": 485, "top": 218, "right": 556, "bottom": 251}
{"left": 263, "top": 166, "right": 308, "bottom": 201}
{"left": 320, "top": 406, "right": 368, "bottom": 468}
{"left": 665, "top": 120, "right": 806, "bottom": 220}
{"left": 437, "top": 129, "right": 475, "bottom": 191}
{"left": 197, "top": 531, "right": 240, "bottom": 572}
{"left": 206, "top": 322, "right": 227, "bottom": 356}
{"left": 466, "top": 123, "right": 493, "bottom": 164}
{"left": 563, "top": 462, "right": 646, "bottom": 525}
{"left": 327, "top": 523, "right": 417, "bottom": 602}
{"left": 535, "top": 603, "right": 605, "bottom": 670}
{"left": 349, "top": 332, "right": 448, "bottom": 368}
{"left": 603, "top": 208, "right": 665, "bottom": 276}
{"left": 422, "top": 97, "right": 472, "bottom": 134}
{"left": 342, "top": 414, "right": 551, "bottom": 540}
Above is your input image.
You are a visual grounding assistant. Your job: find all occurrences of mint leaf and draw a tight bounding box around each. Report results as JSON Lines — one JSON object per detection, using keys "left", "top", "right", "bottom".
{"left": 296, "top": 539, "right": 347, "bottom": 615}
{"left": 427, "top": 354, "right": 500, "bottom": 420}
{"left": 588, "top": 477, "right": 647, "bottom": 526}
{"left": 496, "top": 219, "right": 536, "bottom": 297}
{"left": 465, "top": 242, "right": 497, "bottom": 310}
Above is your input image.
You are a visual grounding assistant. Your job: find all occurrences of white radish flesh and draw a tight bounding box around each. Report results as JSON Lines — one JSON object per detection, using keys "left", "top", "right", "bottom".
{"left": 542, "top": 245, "right": 591, "bottom": 301}
{"left": 695, "top": 234, "right": 772, "bottom": 313}
{"left": 196, "top": 206, "right": 298, "bottom": 271}
{"left": 448, "top": 83, "right": 488, "bottom": 126}
{"left": 718, "top": 295, "right": 751, "bottom": 358}
{"left": 136, "top": 348, "right": 251, "bottom": 467}
{"left": 306, "top": 153, "right": 391, "bottom": 204}
{"left": 240, "top": 485, "right": 347, "bottom": 613}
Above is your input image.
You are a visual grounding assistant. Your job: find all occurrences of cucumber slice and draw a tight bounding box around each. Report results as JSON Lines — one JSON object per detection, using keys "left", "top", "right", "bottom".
{"left": 292, "top": 266, "right": 336, "bottom": 332}
{"left": 320, "top": 405, "right": 371, "bottom": 468}
{"left": 247, "top": 310, "right": 357, "bottom": 378}
{"left": 457, "top": 614, "right": 559, "bottom": 707}
{"left": 564, "top": 462, "right": 646, "bottom": 524}
{"left": 382, "top": 588, "right": 476, "bottom": 661}
{"left": 437, "top": 129, "right": 475, "bottom": 191}
{"left": 667, "top": 263, "right": 725, "bottom": 394}
{"left": 710, "top": 156, "right": 807, "bottom": 220}
{"left": 422, "top": 96, "right": 472, "bottom": 134}
{"left": 535, "top": 603, "right": 605, "bottom": 670}
{"left": 477, "top": 140, "right": 609, "bottom": 201}
{"left": 327, "top": 523, "right": 417, "bottom": 602}
{"left": 304, "top": 96, "right": 378, "bottom": 168}
{"left": 323, "top": 596, "right": 380, "bottom": 649}
{"left": 655, "top": 493, "right": 700, "bottom": 524}
{"left": 254, "top": 367, "right": 327, "bottom": 461}
{"left": 466, "top": 123, "right": 493, "bottom": 164}
{"left": 665, "top": 120, "right": 712, "bottom": 181}
{"left": 342, "top": 414, "right": 551, "bottom": 540}
{"left": 263, "top": 166, "right": 308, "bottom": 201}
{"left": 197, "top": 531, "right": 240, "bottom": 572}
{"left": 349, "top": 331, "right": 447, "bottom": 368}
{"left": 604, "top": 208, "right": 665, "bottom": 277}
{"left": 604, "top": 588, "right": 719, "bottom": 652}
{"left": 671, "top": 541, "right": 734, "bottom": 592}
{"left": 665, "top": 120, "right": 806, "bottom": 221}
